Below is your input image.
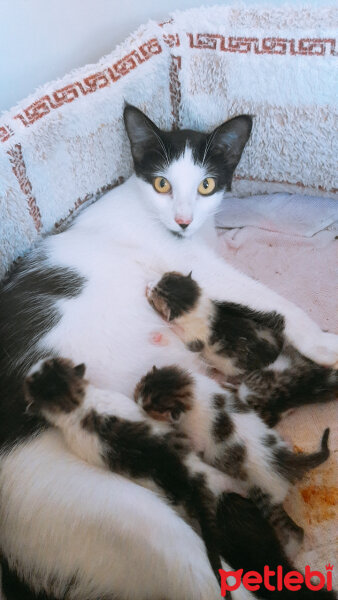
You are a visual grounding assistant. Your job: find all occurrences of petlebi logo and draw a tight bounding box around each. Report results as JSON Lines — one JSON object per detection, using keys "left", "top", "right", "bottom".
{"left": 219, "top": 564, "right": 334, "bottom": 596}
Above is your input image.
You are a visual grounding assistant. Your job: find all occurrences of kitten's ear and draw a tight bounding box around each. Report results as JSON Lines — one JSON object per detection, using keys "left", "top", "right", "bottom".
{"left": 74, "top": 363, "right": 86, "bottom": 378}
{"left": 209, "top": 115, "right": 253, "bottom": 170}
{"left": 186, "top": 271, "right": 192, "bottom": 279}
{"left": 162, "top": 305, "right": 172, "bottom": 322}
{"left": 124, "top": 104, "right": 162, "bottom": 162}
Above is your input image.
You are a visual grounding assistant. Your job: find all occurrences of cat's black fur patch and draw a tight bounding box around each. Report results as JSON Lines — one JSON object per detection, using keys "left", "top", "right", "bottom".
{"left": 0, "top": 559, "right": 90, "bottom": 600}
{"left": 216, "top": 493, "right": 336, "bottom": 599}
{"left": 210, "top": 301, "right": 285, "bottom": 371}
{"left": 134, "top": 364, "right": 194, "bottom": 420}
{"left": 187, "top": 339, "right": 205, "bottom": 352}
{"left": 264, "top": 433, "right": 278, "bottom": 447}
{"left": 149, "top": 271, "right": 201, "bottom": 320}
{"left": 220, "top": 443, "right": 247, "bottom": 480}
{"left": 212, "top": 410, "right": 234, "bottom": 442}
{"left": 1, "top": 560, "right": 55, "bottom": 600}
{"left": 0, "top": 253, "right": 86, "bottom": 448}
{"left": 213, "top": 393, "right": 226, "bottom": 410}
{"left": 124, "top": 104, "right": 252, "bottom": 193}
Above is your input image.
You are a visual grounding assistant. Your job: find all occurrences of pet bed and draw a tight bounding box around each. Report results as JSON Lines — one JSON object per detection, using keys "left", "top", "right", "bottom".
{"left": 0, "top": 2, "right": 337, "bottom": 588}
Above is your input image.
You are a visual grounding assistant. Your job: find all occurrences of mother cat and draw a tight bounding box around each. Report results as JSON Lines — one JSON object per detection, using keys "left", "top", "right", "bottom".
{"left": 0, "top": 105, "right": 337, "bottom": 600}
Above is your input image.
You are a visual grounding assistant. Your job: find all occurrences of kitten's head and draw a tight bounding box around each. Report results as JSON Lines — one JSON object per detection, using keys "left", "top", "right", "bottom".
{"left": 124, "top": 104, "right": 252, "bottom": 236}
{"left": 147, "top": 271, "right": 201, "bottom": 321}
{"left": 24, "top": 357, "right": 87, "bottom": 414}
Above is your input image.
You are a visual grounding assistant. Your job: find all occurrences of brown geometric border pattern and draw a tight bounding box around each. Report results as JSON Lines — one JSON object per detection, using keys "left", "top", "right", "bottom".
{"left": 187, "top": 34, "right": 337, "bottom": 55}
{"left": 0, "top": 38, "right": 162, "bottom": 142}
{"left": 169, "top": 56, "right": 182, "bottom": 130}
{"left": 7, "top": 143, "right": 42, "bottom": 232}
{"left": 1, "top": 34, "right": 336, "bottom": 144}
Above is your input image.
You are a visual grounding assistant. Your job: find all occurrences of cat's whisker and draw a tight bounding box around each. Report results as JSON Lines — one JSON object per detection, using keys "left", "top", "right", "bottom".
{"left": 201, "top": 130, "right": 216, "bottom": 166}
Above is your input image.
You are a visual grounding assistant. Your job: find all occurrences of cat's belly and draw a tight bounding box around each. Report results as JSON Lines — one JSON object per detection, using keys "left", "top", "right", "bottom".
{"left": 40, "top": 248, "right": 201, "bottom": 397}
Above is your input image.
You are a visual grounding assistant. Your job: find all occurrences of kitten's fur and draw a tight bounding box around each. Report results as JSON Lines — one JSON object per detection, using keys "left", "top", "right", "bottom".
{"left": 0, "top": 104, "right": 337, "bottom": 600}
{"left": 135, "top": 364, "right": 330, "bottom": 555}
{"left": 147, "top": 271, "right": 337, "bottom": 425}
{"left": 24, "top": 357, "right": 239, "bottom": 586}
{"left": 24, "top": 358, "right": 334, "bottom": 600}
{"left": 145, "top": 270, "right": 335, "bottom": 550}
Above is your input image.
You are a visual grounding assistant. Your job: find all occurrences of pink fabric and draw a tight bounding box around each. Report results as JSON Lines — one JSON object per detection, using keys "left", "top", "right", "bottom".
{"left": 217, "top": 217, "right": 337, "bottom": 333}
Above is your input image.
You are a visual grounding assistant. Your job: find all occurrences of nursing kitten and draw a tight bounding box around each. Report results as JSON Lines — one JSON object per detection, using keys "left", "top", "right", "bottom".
{"left": 135, "top": 364, "right": 330, "bottom": 554}
{"left": 146, "top": 271, "right": 338, "bottom": 426}
{"left": 23, "top": 357, "right": 247, "bottom": 586}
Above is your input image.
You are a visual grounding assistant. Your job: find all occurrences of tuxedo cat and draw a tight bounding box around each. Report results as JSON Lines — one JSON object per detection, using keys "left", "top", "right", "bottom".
{"left": 146, "top": 271, "right": 337, "bottom": 426}
{"left": 1, "top": 104, "right": 337, "bottom": 600}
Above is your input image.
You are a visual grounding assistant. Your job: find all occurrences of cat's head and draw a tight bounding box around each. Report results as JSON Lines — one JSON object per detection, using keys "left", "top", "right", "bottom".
{"left": 124, "top": 104, "right": 252, "bottom": 236}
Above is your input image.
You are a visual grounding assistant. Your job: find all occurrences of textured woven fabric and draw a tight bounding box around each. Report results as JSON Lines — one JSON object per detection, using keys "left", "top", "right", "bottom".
{"left": 0, "top": 4, "right": 337, "bottom": 277}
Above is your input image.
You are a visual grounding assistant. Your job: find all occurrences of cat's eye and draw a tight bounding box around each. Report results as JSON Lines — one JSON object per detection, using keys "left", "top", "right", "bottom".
{"left": 198, "top": 177, "right": 216, "bottom": 195}
{"left": 153, "top": 177, "right": 171, "bottom": 194}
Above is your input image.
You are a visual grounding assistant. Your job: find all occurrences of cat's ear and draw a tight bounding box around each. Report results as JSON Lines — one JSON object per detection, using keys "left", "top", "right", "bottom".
{"left": 124, "top": 104, "right": 163, "bottom": 162}
{"left": 74, "top": 363, "right": 86, "bottom": 378}
{"left": 208, "top": 115, "right": 253, "bottom": 170}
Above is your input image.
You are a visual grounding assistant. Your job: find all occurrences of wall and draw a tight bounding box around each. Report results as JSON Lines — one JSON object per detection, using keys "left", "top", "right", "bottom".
{"left": 0, "top": 0, "right": 329, "bottom": 112}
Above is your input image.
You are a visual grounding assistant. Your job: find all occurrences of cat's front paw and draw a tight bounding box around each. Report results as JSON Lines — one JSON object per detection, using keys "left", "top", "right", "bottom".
{"left": 134, "top": 365, "right": 194, "bottom": 423}
{"left": 305, "top": 331, "right": 338, "bottom": 367}
{"left": 24, "top": 357, "right": 86, "bottom": 414}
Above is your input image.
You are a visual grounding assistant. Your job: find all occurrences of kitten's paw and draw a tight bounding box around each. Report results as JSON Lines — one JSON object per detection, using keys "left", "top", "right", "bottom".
{"left": 24, "top": 356, "right": 86, "bottom": 414}
{"left": 165, "top": 430, "right": 191, "bottom": 455}
{"left": 134, "top": 365, "right": 194, "bottom": 422}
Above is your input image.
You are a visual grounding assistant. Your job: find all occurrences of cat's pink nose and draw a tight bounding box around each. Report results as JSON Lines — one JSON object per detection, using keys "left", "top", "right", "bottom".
{"left": 175, "top": 216, "right": 192, "bottom": 230}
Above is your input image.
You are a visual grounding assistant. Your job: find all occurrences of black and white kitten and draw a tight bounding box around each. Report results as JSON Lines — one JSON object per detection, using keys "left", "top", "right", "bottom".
{"left": 23, "top": 358, "right": 336, "bottom": 600}
{"left": 146, "top": 271, "right": 337, "bottom": 426}
{"left": 135, "top": 363, "right": 330, "bottom": 554}
{"left": 24, "top": 357, "right": 245, "bottom": 586}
